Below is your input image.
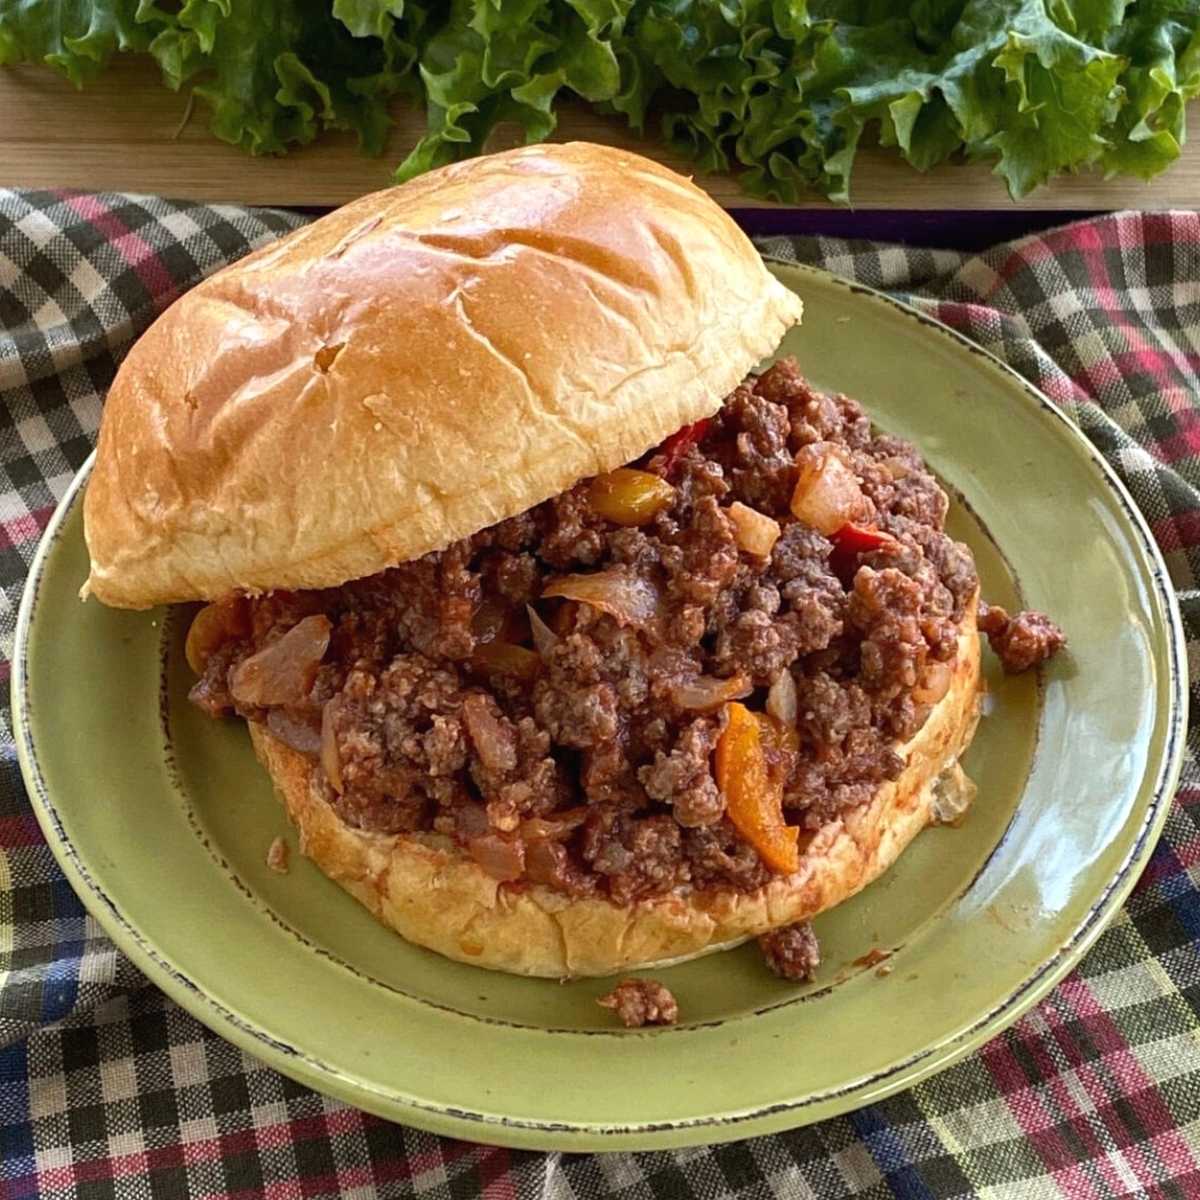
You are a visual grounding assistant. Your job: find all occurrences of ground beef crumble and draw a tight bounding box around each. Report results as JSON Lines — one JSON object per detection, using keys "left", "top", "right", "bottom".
{"left": 759, "top": 922, "right": 821, "bottom": 981}
{"left": 978, "top": 603, "right": 1067, "bottom": 674}
{"left": 188, "top": 358, "right": 1065, "bottom": 979}
{"left": 597, "top": 978, "right": 679, "bottom": 1027}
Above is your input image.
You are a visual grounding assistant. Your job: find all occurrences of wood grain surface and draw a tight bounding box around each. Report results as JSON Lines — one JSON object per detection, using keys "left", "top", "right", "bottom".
{"left": 3, "top": 57, "right": 1197, "bottom": 210}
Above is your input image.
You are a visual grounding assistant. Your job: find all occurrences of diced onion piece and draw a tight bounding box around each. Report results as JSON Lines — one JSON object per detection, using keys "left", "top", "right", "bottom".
{"left": 714, "top": 702, "right": 799, "bottom": 874}
{"left": 468, "top": 833, "right": 525, "bottom": 882}
{"left": 882, "top": 456, "right": 913, "bottom": 481}
{"left": 669, "top": 674, "right": 752, "bottom": 712}
{"left": 462, "top": 694, "right": 516, "bottom": 773}
{"left": 542, "top": 568, "right": 661, "bottom": 628}
{"left": 728, "top": 501, "right": 782, "bottom": 557}
{"left": 589, "top": 468, "right": 676, "bottom": 526}
{"left": 266, "top": 708, "right": 322, "bottom": 757}
{"left": 913, "top": 658, "right": 954, "bottom": 705}
{"left": 320, "top": 700, "right": 343, "bottom": 794}
{"left": 520, "top": 807, "right": 588, "bottom": 842}
{"left": 525, "top": 838, "right": 569, "bottom": 887}
{"left": 931, "top": 763, "right": 977, "bottom": 826}
{"left": 472, "top": 641, "right": 541, "bottom": 682}
{"left": 791, "top": 443, "right": 867, "bottom": 535}
{"left": 766, "top": 670, "right": 798, "bottom": 726}
{"left": 527, "top": 604, "right": 560, "bottom": 659}
{"left": 229, "top": 615, "right": 331, "bottom": 707}
{"left": 185, "top": 596, "right": 250, "bottom": 675}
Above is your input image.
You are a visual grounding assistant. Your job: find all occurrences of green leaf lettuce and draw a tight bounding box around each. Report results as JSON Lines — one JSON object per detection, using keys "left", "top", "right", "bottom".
{"left": 3, "top": 0, "right": 1199, "bottom": 201}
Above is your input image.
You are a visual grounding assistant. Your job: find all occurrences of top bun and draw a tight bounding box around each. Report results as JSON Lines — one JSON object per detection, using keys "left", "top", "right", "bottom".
{"left": 83, "top": 142, "right": 803, "bottom": 609}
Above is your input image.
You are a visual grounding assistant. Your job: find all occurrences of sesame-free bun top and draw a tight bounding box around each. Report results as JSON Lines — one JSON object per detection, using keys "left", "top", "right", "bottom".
{"left": 83, "top": 142, "right": 804, "bottom": 609}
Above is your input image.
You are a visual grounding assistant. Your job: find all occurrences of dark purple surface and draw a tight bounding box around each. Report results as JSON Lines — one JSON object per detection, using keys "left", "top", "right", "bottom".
{"left": 731, "top": 209, "right": 1097, "bottom": 251}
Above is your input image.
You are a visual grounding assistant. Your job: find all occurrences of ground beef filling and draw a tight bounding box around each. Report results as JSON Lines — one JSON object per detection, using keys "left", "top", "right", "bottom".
{"left": 190, "top": 359, "right": 1063, "bottom": 928}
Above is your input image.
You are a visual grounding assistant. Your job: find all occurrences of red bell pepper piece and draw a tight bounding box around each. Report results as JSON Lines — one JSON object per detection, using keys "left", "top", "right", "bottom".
{"left": 654, "top": 418, "right": 712, "bottom": 476}
{"left": 829, "top": 522, "right": 897, "bottom": 583}
{"left": 832, "top": 522, "right": 894, "bottom": 554}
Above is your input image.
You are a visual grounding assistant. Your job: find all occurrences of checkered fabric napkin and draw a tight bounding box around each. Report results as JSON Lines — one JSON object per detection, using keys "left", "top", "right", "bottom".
{"left": 1, "top": 194, "right": 1198, "bottom": 1200}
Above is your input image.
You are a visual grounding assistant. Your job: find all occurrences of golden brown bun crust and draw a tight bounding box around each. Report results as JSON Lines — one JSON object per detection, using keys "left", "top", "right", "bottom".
{"left": 247, "top": 601, "right": 981, "bottom": 979}
{"left": 83, "top": 142, "right": 803, "bottom": 609}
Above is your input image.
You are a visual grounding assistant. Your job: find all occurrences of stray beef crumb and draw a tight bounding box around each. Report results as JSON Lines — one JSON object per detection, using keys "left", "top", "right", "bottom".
{"left": 266, "top": 836, "right": 290, "bottom": 874}
{"left": 597, "top": 978, "right": 679, "bottom": 1027}
{"left": 759, "top": 921, "right": 821, "bottom": 981}
{"left": 978, "top": 604, "right": 1066, "bottom": 674}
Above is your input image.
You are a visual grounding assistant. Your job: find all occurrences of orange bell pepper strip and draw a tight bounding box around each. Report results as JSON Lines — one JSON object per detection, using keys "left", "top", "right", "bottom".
{"left": 714, "top": 702, "right": 800, "bottom": 874}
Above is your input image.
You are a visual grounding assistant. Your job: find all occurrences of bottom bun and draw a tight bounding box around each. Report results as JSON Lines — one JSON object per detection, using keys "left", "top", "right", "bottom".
{"left": 248, "top": 601, "right": 982, "bottom": 979}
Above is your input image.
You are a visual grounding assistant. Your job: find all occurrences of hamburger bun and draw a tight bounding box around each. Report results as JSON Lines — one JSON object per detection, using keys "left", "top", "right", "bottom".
{"left": 84, "top": 140, "right": 985, "bottom": 985}
{"left": 246, "top": 601, "right": 980, "bottom": 978}
{"left": 82, "top": 141, "right": 803, "bottom": 609}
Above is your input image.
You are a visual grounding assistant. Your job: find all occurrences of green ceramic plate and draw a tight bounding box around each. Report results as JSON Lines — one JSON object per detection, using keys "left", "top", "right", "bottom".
{"left": 13, "top": 262, "right": 1186, "bottom": 1151}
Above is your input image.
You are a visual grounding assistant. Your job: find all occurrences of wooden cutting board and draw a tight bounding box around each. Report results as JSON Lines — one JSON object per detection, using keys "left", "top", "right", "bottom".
{"left": 2, "top": 56, "right": 1196, "bottom": 209}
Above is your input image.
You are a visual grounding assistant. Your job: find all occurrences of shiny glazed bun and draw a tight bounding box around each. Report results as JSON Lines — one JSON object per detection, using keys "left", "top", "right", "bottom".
{"left": 82, "top": 141, "right": 803, "bottom": 609}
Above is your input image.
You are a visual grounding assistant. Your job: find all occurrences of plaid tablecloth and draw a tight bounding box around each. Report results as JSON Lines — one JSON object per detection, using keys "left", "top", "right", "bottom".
{"left": 1, "top": 193, "right": 1199, "bottom": 1200}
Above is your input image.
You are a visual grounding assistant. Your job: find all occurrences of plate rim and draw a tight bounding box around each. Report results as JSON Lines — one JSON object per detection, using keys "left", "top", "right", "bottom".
{"left": 12, "top": 260, "right": 1188, "bottom": 1151}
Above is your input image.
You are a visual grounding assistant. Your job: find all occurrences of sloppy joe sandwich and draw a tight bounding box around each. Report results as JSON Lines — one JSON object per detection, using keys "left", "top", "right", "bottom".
{"left": 82, "top": 142, "right": 1064, "bottom": 991}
